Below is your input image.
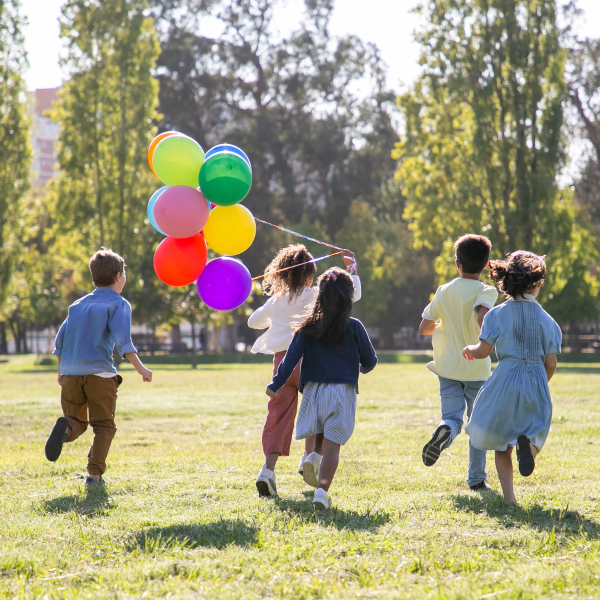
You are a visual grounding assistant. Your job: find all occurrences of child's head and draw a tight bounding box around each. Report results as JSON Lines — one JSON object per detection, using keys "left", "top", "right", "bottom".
{"left": 454, "top": 234, "right": 492, "bottom": 274}
{"left": 489, "top": 251, "right": 546, "bottom": 299}
{"left": 296, "top": 267, "right": 354, "bottom": 344}
{"left": 89, "top": 248, "right": 126, "bottom": 289}
{"left": 263, "top": 244, "right": 316, "bottom": 301}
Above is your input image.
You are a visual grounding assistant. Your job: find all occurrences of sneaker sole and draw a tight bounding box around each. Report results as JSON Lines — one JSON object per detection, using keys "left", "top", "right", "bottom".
{"left": 303, "top": 462, "right": 319, "bottom": 488}
{"left": 313, "top": 500, "right": 329, "bottom": 511}
{"left": 422, "top": 426, "right": 452, "bottom": 467}
{"left": 45, "top": 417, "right": 69, "bottom": 462}
{"left": 517, "top": 435, "right": 535, "bottom": 477}
{"left": 256, "top": 480, "right": 276, "bottom": 498}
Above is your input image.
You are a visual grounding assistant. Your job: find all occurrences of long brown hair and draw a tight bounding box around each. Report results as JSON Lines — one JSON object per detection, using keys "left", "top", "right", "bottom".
{"left": 489, "top": 251, "right": 546, "bottom": 299}
{"left": 262, "top": 244, "right": 317, "bottom": 302}
{"left": 296, "top": 267, "right": 354, "bottom": 344}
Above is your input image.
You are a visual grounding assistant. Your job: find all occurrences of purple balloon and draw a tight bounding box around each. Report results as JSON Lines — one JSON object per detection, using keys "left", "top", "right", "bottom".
{"left": 196, "top": 257, "right": 252, "bottom": 311}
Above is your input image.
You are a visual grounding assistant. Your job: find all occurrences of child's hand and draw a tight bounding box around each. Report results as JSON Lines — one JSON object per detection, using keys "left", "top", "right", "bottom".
{"left": 139, "top": 367, "right": 153, "bottom": 382}
{"left": 342, "top": 249, "right": 357, "bottom": 272}
{"left": 57, "top": 373, "right": 63, "bottom": 386}
{"left": 266, "top": 387, "right": 276, "bottom": 398}
{"left": 462, "top": 346, "right": 475, "bottom": 361}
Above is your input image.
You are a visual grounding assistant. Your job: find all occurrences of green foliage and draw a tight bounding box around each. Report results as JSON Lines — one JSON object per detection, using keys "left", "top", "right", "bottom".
{"left": 395, "top": 0, "right": 598, "bottom": 309}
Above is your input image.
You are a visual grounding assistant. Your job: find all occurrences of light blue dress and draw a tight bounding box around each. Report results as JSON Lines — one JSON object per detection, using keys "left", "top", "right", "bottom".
{"left": 465, "top": 294, "right": 562, "bottom": 452}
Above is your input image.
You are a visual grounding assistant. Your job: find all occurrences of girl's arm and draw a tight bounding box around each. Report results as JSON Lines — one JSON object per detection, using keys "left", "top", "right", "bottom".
{"left": 248, "top": 298, "right": 273, "bottom": 329}
{"left": 545, "top": 353, "right": 557, "bottom": 382}
{"left": 267, "top": 333, "right": 306, "bottom": 395}
{"left": 463, "top": 340, "right": 493, "bottom": 361}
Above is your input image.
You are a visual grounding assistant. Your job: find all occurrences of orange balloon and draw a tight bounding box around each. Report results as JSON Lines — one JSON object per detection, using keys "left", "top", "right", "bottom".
{"left": 153, "top": 233, "right": 208, "bottom": 287}
{"left": 148, "top": 131, "right": 178, "bottom": 177}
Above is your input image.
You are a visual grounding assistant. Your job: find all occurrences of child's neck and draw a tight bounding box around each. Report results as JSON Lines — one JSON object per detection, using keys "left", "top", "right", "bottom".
{"left": 459, "top": 272, "right": 481, "bottom": 281}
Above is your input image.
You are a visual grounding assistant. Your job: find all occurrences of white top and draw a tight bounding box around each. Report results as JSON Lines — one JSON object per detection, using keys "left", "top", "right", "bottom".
{"left": 248, "top": 275, "right": 362, "bottom": 354}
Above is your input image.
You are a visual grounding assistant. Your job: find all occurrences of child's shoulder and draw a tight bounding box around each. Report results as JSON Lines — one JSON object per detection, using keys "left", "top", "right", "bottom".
{"left": 349, "top": 317, "right": 368, "bottom": 333}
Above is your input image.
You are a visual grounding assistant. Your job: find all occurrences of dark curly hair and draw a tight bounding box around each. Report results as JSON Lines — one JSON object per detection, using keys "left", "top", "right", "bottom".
{"left": 489, "top": 251, "right": 546, "bottom": 299}
{"left": 262, "top": 244, "right": 317, "bottom": 301}
{"left": 295, "top": 267, "right": 354, "bottom": 344}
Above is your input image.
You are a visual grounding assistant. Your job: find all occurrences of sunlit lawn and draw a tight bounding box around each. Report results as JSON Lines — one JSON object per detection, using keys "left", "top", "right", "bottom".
{"left": 1, "top": 355, "right": 600, "bottom": 599}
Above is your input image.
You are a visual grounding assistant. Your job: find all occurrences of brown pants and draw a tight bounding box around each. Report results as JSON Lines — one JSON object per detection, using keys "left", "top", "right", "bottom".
{"left": 262, "top": 351, "right": 301, "bottom": 456}
{"left": 60, "top": 375, "right": 121, "bottom": 476}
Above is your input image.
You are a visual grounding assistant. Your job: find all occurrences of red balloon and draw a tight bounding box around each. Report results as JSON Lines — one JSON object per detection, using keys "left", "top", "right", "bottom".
{"left": 154, "top": 185, "right": 210, "bottom": 238}
{"left": 153, "top": 233, "right": 208, "bottom": 287}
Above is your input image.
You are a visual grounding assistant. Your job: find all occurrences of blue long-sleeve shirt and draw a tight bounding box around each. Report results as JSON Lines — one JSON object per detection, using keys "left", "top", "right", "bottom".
{"left": 53, "top": 287, "right": 137, "bottom": 376}
{"left": 268, "top": 317, "right": 377, "bottom": 393}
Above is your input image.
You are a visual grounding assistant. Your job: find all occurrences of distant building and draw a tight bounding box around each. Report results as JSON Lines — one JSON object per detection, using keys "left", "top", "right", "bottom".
{"left": 28, "top": 87, "right": 60, "bottom": 186}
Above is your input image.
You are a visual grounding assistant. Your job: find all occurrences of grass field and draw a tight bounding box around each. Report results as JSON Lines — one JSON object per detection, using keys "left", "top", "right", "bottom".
{"left": 1, "top": 355, "right": 600, "bottom": 599}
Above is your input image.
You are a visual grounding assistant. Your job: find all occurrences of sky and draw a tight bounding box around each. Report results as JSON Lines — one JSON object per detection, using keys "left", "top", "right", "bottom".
{"left": 22, "top": 0, "right": 599, "bottom": 94}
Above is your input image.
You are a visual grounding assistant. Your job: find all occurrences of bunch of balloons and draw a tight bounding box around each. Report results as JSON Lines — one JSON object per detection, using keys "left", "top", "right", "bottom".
{"left": 146, "top": 132, "right": 256, "bottom": 311}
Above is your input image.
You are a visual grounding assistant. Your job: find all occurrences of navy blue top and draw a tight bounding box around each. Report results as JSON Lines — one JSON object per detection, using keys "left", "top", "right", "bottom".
{"left": 268, "top": 318, "right": 377, "bottom": 393}
{"left": 53, "top": 287, "right": 137, "bottom": 376}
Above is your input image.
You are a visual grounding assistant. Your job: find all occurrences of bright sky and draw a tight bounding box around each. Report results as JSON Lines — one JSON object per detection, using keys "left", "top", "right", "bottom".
{"left": 22, "top": 0, "right": 599, "bottom": 94}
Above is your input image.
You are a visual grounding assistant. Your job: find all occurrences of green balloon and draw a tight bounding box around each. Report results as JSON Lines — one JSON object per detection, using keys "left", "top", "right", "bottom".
{"left": 198, "top": 152, "right": 252, "bottom": 206}
{"left": 153, "top": 135, "right": 205, "bottom": 188}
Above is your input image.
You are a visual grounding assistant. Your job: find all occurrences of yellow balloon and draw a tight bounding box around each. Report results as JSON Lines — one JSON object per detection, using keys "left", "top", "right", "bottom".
{"left": 204, "top": 204, "right": 256, "bottom": 256}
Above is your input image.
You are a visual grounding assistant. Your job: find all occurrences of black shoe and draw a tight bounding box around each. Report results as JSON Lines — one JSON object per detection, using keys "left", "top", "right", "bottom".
{"left": 45, "top": 417, "right": 69, "bottom": 462}
{"left": 422, "top": 425, "right": 452, "bottom": 467}
{"left": 516, "top": 435, "right": 535, "bottom": 477}
{"left": 470, "top": 480, "right": 492, "bottom": 491}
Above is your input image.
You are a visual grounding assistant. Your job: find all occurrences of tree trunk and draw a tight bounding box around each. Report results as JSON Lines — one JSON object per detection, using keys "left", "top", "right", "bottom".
{"left": 190, "top": 319, "right": 197, "bottom": 369}
{"left": 0, "top": 322, "right": 7, "bottom": 354}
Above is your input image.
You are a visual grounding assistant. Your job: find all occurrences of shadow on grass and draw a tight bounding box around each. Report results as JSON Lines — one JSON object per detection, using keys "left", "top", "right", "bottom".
{"left": 42, "top": 487, "right": 113, "bottom": 516}
{"left": 454, "top": 493, "right": 600, "bottom": 538}
{"left": 555, "top": 366, "right": 600, "bottom": 375}
{"left": 129, "top": 519, "right": 259, "bottom": 552}
{"left": 273, "top": 492, "right": 390, "bottom": 531}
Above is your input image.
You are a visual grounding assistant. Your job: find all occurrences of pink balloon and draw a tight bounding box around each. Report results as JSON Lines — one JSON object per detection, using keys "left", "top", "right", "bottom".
{"left": 154, "top": 186, "right": 210, "bottom": 239}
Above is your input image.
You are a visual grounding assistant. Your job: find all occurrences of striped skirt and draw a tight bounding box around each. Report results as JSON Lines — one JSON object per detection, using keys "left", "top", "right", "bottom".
{"left": 295, "top": 382, "right": 357, "bottom": 445}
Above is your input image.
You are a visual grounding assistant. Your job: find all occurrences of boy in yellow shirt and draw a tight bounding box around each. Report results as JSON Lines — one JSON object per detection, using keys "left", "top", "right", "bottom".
{"left": 419, "top": 234, "right": 498, "bottom": 490}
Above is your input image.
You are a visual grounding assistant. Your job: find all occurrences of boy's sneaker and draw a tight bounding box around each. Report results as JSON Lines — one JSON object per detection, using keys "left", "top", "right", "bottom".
{"left": 298, "top": 451, "right": 308, "bottom": 476}
{"left": 85, "top": 476, "right": 105, "bottom": 487}
{"left": 470, "top": 480, "right": 492, "bottom": 491}
{"left": 312, "top": 488, "right": 331, "bottom": 511}
{"left": 422, "top": 424, "right": 452, "bottom": 467}
{"left": 302, "top": 452, "right": 322, "bottom": 488}
{"left": 45, "top": 417, "right": 69, "bottom": 462}
{"left": 255, "top": 466, "right": 277, "bottom": 498}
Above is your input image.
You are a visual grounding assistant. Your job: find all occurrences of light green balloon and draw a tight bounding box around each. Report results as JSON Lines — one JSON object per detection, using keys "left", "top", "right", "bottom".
{"left": 198, "top": 152, "right": 252, "bottom": 206}
{"left": 153, "top": 135, "right": 205, "bottom": 188}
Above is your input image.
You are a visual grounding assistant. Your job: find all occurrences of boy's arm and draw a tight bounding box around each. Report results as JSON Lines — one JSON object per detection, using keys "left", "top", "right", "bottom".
{"left": 266, "top": 333, "right": 306, "bottom": 396}
{"left": 419, "top": 318, "right": 437, "bottom": 335}
{"left": 476, "top": 306, "right": 490, "bottom": 329}
{"left": 124, "top": 352, "right": 152, "bottom": 382}
{"left": 53, "top": 318, "right": 67, "bottom": 386}
{"left": 419, "top": 293, "right": 439, "bottom": 335}
{"left": 57, "top": 356, "right": 62, "bottom": 386}
{"left": 544, "top": 353, "right": 557, "bottom": 382}
{"left": 463, "top": 340, "right": 493, "bottom": 360}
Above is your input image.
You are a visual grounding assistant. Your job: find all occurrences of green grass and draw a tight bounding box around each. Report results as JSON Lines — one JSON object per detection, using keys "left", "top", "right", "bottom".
{"left": 1, "top": 355, "right": 600, "bottom": 599}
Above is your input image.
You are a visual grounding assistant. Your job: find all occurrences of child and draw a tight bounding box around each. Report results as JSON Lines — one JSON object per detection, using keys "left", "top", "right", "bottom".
{"left": 266, "top": 267, "right": 377, "bottom": 510}
{"left": 463, "top": 251, "right": 561, "bottom": 504}
{"left": 45, "top": 248, "right": 153, "bottom": 486}
{"left": 418, "top": 234, "right": 498, "bottom": 490}
{"left": 248, "top": 244, "right": 360, "bottom": 497}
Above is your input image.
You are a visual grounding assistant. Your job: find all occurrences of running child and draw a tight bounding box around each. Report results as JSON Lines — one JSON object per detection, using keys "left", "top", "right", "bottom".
{"left": 45, "top": 249, "right": 153, "bottom": 486}
{"left": 419, "top": 234, "right": 498, "bottom": 489}
{"left": 463, "top": 251, "right": 561, "bottom": 504}
{"left": 266, "top": 267, "right": 377, "bottom": 510}
{"left": 248, "top": 244, "right": 361, "bottom": 497}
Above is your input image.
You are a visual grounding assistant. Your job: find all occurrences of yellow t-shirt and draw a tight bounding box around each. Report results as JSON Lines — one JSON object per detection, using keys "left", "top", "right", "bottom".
{"left": 422, "top": 278, "right": 498, "bottom": 381}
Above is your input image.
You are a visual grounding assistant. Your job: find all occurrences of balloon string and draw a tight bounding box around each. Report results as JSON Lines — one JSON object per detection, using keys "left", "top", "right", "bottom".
{"left": 253, "top": 217, "right": 357, "bottom": 275}
{"left": 251, "top": 251, "right": 343, "bottom": 281}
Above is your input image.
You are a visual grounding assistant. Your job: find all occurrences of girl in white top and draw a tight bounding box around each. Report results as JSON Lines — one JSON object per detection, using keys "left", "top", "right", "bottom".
{"left": 249, "top": 244, "right": 361, "bottom": 497}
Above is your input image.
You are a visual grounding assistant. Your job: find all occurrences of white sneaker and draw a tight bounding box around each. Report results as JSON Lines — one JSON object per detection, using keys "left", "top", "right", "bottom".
{"left": 312, "top": 488, "right": 331, "bottom": 511}
{"left": 298, "top": 451, "right": 308, "bottom": 476}
{"left": 302, "top": 452, "right": 322, "bottom": 488}
{"left": 255, "top": 466, "right": 277, "bottom": 498}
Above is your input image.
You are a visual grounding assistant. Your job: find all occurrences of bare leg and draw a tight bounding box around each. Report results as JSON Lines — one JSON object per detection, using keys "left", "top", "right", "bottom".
{"left": 265, "top": 452, "right": 279, "bottom": 471}
{"left": 317, "top": 437, "right": 340, "bottom": 492}
{"left": 305, "top": 435, "right": 316, "bottom": 454}
{"left": 495, "top": 448, "right": 517, "bottom": 504}
{"left": 312, "top": 433, "right": 324, "bottom": 455}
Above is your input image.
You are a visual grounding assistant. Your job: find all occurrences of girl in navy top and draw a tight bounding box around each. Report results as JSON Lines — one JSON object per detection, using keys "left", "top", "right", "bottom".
{"left": 267, "top": 267, "right": 377, "bottom": 510}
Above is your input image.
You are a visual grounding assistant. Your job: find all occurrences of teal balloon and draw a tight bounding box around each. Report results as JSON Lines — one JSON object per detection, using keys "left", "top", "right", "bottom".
{"left": 147, "top": 186, "right": 168, "bottom": 235}
{"left": 153, "top": 135, "right": 205, "bottom": 188}
{"left": 198, "top": 151, "right": 252, "bottom": 206}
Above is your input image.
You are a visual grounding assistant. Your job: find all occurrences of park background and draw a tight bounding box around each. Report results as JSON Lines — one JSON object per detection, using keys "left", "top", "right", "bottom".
{"left": 1, "top": 0, "right": 600, "bottom": 357}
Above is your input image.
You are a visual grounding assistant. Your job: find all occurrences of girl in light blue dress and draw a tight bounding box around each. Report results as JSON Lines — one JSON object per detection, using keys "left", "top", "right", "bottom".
{"left": 463, "top": 251, "right": 561, "bottom": 504}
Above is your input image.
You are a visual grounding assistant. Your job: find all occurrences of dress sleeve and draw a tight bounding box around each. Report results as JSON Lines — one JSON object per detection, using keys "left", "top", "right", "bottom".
{"left": 351, "top": 275, "right": 361, "bottom": 302}
{"left": 52, "top": 318, "right": 68, "bottom": 357}
{"left": 422, "top": 290, "right": 439, "bottom": 321}
{"left": 479, "top": 308, "right": 500, "bottom": 346}
{"left": 248, "top": 297, "right": 273, "bottom": 330}
{"left": 108, "top": 301, "right": 137, "bottom": 357}
{"left": 547, "top": 321, "right": 562, "bottom": 355}
{"left": 268, "top": 332, "right": 306, "bottom": 393}
{"left": 473, "top": 286, "right": 498, "bottom": 312}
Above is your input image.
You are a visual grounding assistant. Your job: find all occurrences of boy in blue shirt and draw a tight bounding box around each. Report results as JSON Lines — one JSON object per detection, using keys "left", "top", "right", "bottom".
{"left": 45, "top": 248, "right": 152, "bottom": 486}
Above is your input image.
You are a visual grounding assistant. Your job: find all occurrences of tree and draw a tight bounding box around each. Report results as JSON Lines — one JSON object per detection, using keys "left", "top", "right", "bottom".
{"left": 0, "top": 0, "right": 30, "bottom": 353}
{"left": 395, "top": 0, "right": 597, "bottom": 307}
{"left": 50, "top": 0, "right": 162, "bottom": 320}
